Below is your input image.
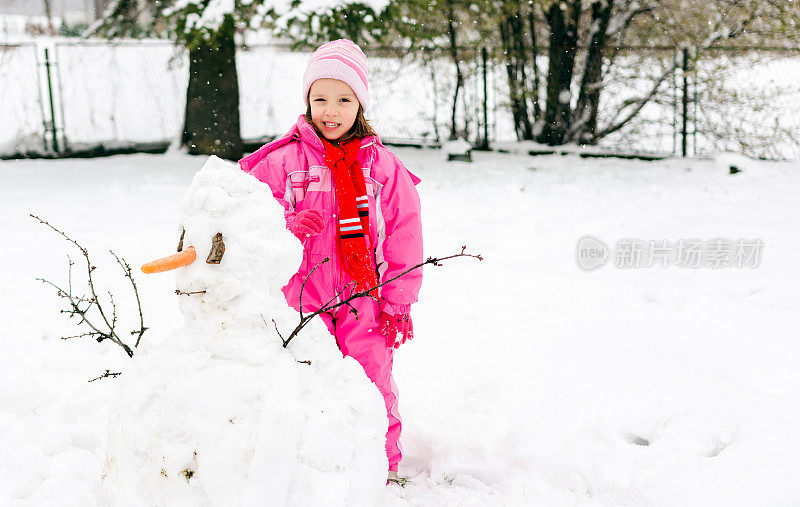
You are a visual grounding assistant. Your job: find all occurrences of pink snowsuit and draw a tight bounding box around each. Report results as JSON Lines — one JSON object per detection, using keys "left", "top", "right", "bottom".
{"left": 239, "top": 115, "right": 423, "bottom": 471}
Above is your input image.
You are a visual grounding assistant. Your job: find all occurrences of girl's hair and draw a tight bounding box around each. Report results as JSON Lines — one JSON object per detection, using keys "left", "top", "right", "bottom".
{"left": 305, "top": 101, "right": 376, "bottom": 145}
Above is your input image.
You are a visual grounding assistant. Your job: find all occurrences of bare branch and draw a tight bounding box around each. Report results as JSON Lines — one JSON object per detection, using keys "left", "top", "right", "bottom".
{"left": 30, "top": 214, "right": 87, "bottom": 254}
{"left": 298, "top": 257, "right": 329, "bottom": 319}
{"left": 320, "top": 280, "right": 359, "bottom": 314}
{"left": 261, "top": 314, "right": 285, "bottom": 343}
{"left": 110, "top": 250, "right": 148, "bottom": 347}
{"left": 62, "top": 331, "right": 102, "bottom": 340}
{"left": 607, "top": 0, "right": 649, "bottom": 40}
{"left": 67, "top": 255, "right": 74, "bottom": 295}
{"left": 88, "top": 369, "right": 122, "bottom": 382}
{"left": 31, "top": 214, "right": 137, "bottom": 358}
{"left": 278, "top": 246, "right": 483, "bottom": 348}
{"left": 596, "top": 3, "right": 764, "bottom": 144}
{"left": 175, "top": 289, "right": 207, "bottom": 296}
{"left": 36, "top": 276, "right": 109, "bottom": 341}
{"left": 108, "top": 291, "right": 117, "bottom": 331}
{"left": 595, "top": 63, "right": 675, "bottom": 139}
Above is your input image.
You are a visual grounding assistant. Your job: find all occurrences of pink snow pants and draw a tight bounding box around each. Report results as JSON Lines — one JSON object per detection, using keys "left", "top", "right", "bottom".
{"left": 318, "top": 296, "right": 402, "bottom": 472}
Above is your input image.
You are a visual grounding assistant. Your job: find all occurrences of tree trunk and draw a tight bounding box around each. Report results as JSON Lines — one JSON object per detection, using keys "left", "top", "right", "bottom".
{"left": 500, "top": 17, "right": 524, "bottom": 139}
{"left": 43, "top": 0, "right": 55, "bottom": 34}
{"left": 445, "top": 0, "right": 464, "bottom": 140}
{"left": 93, "top": 0, "right": 108, "bottom": 20}
{"left": 569, "top": 0, "right": 613, "bottom": 144}
{"left": 510, "top": 6, "right": 533, "bottom": 139}
{"left": 537, "top": 0, "right": 581, "bottom": 146}
{"left": 499, "top": 1, "right": 533, "bottom": 140}
{"left": 528, "top": 9, "right": 542, "bottom": 121}
{"left": 182, "top": 28, "right": 242, "bottom": 161}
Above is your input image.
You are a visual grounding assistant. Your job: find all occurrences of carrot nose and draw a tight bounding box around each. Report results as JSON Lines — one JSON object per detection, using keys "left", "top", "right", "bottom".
{"left": 141, "top": 246, "right": 197, "bottom": 274}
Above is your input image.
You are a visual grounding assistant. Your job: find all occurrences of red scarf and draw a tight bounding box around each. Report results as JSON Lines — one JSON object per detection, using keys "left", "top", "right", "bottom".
{"left": 321, "top": 137, "right": 379, "bottom": 294}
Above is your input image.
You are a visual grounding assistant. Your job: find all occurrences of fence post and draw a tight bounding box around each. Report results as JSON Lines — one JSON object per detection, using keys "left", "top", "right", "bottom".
{"left": 54, "top": 44, "right": 69, "bottom": 152}
{"left": 34, "top": 46, "right": 49, "bottom": 152}
{"left": 681, "top": 47, "right": 689, "bottom": 157}
{"left": 43, "top": 47, "right": 59, "bottom": 153}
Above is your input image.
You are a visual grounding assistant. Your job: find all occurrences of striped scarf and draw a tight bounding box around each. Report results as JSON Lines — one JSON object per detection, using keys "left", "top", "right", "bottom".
{"left": 321, "top": 137, "right": 379, "bottom": 294}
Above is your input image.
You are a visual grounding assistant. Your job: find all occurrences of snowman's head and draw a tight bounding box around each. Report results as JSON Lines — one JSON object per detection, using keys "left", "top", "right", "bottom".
{"left": 141, "top": 156, "right": 299, "bottom": 329}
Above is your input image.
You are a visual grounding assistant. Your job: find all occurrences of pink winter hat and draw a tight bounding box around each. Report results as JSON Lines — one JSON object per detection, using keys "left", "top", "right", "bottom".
{"left": 302, "top": 39, "right": 369, "bottom": 111}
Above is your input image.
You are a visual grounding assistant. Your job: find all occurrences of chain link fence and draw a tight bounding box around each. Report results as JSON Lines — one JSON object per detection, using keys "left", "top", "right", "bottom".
{"left": 596, "top": 46, "right": 800, "bottom": 159}
{"left": 238, "top": 43, "right": 489, "bottom": 145}
{"left": 55, "top": 40, "right": 187, "bottom": 149}
{"left": 692, "top": 47, "right": 800, "bottom": 160}
{"left": 0, "top": 43, "right": 44, "bottom": 154}
{"left": 591, "top": 47, "right": 681, "bottom": 156}
{"left": 2, "top": 41, "right": 799, "bottom": 160}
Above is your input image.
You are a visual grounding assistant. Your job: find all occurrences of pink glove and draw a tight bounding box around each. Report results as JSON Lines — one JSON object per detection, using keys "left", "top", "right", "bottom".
{"left": 379, "top": 301, "right": 413, "bottom": 349}
{"left": 288, "top": 209, "right": 324, "bottom": 240}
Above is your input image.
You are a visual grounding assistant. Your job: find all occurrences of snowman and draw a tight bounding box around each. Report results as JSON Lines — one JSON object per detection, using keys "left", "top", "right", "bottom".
{"left": 101, "top": 156, "right": 388, "bottom": 506}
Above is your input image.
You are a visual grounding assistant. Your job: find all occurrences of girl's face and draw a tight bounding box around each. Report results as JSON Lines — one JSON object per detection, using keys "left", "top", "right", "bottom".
{"left": 308, "top": 78, "right": 360, "bottom": 141}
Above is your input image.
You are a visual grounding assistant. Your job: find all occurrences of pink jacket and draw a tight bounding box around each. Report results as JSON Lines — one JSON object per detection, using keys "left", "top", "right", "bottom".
{"left": 239, "top": 115, "right": 423, "bottom": 315}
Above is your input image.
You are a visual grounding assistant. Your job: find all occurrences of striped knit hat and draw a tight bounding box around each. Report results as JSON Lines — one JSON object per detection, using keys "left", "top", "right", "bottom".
{"left": 302, "top": 39, "right": 369, "bottom": 111}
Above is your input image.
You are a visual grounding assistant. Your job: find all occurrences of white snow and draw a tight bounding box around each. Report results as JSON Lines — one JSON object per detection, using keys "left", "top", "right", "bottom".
{"left": 441, "top": 138, "right": 471, "bottom": 155}
{"left": 164, "top": 1, "right": 233, "bottom": 33}
{"left": 1, "top": 147, "right": 799, "bottom": 505}
{"left": 272, "top": 0, "right": 391, "bottom": 29}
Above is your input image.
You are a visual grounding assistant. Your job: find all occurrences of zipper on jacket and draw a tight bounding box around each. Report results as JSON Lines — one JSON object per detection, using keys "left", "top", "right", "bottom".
{"left": 330, "top": 178, "right": 341, "bottom": 304}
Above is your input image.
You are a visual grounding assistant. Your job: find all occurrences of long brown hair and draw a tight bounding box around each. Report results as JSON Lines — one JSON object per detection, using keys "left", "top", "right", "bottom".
{"left": 305, "top": 102, "right": 376, "bottom": 145}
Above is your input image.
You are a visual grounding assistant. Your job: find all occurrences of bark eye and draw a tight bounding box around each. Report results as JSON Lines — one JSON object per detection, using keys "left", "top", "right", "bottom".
{"left": 178, "top": 229, "right": 224, "bottom": 263}
{"left": 206, "top": 233, "right": 225, "bottom": 264}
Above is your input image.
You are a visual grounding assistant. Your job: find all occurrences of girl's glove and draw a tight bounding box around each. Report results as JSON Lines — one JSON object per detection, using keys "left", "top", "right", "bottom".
{"left": 288, "top": 209, "right": 324, "bottom": 240}
{"left": 379, "top": 301, "right": 413, "bottom": 349}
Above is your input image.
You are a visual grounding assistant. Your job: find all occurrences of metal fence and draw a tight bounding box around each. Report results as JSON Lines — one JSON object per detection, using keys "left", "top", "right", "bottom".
{"left": 55, "top": 41, "right": 187, "bottom": 148}
{"left": 2, "top": 41, "right": 799, "bottom": 160}
{"left": 692, "top": 47, "right": 800, "bottom": 160}
{"left": 1, "top": 40, "right": 187, "bottom": 155}
{"left": 236, "top": 43, "right": 490, "bottom": 145}
{"left": 0, "top": 42, "right": 43, "bottom": 153}
{"left": 594, "top": 45, "right": 800, "bottom": 160}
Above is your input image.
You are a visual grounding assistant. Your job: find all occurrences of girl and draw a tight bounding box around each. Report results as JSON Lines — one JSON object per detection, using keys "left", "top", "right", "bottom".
{"left": 238, "top": 39, "right": 423, "bottom": 484}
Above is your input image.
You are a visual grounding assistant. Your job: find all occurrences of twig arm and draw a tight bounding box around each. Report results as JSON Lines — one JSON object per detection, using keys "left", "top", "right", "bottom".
{"left": 31, "top": 214, "right": 136, "bottom": 358}
{"left": 279, "top": 246, "right": 483, "bottom": 348}
{"left": 298, "top": 257, "right": 329, "bottom": 319}
{"left": 110, "top": 250, "right": 148, "bottom": 347}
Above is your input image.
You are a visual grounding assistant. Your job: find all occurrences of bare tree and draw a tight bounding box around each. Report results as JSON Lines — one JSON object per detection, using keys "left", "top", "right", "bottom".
{"left": 567, "top": 0, "right": 615, "bottom": 144}
{"left": 537, "top": 0, "right": 582, "bottom": 145}
{"left": 499, "top": 0, "right": 535, "bottom": 140}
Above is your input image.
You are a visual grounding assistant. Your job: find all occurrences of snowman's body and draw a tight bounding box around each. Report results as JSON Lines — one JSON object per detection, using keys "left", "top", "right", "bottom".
{"left": 102, "top": 157, "right": 388, "bottom": 506}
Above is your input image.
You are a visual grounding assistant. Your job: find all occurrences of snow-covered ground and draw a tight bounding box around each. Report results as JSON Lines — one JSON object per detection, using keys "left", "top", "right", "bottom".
{"left": 1, "top": 146, "right": 799, "bottom": 505}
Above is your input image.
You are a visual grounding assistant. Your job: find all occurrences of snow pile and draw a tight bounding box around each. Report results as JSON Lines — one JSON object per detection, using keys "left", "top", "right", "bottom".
{"left": 441, "top": 139, "right": 472, "bottom": 156}
{"left": 713, "top": 151, "right": 756, "bottom": 174}
{"left": 101, "top": 156, "right": 387, "bottom": 506}
{"left": 164, "top": 0, "right": 236, "bottom": 33}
